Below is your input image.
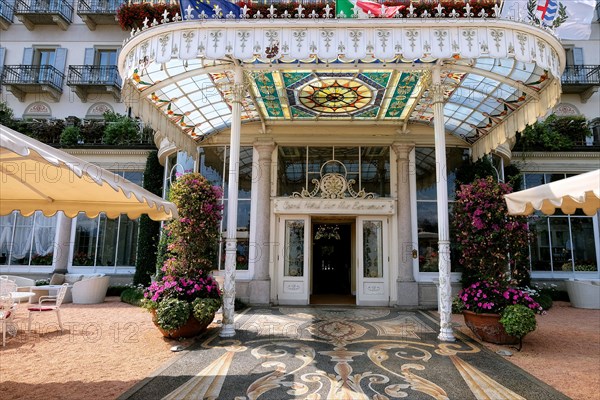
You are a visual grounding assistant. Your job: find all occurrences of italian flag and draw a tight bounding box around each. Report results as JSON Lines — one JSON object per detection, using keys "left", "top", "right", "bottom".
{"left": 336, "top": 0, "right": 405, "bottom": 17}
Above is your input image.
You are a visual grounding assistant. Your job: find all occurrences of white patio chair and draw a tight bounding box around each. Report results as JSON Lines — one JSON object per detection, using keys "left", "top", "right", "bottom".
{"left": 0, "top": 293, "right": 17, "bottom": 346}
{"left": 27, "top": 283, "right": 69, "bottom": 332}
{"left": 0, "top": 279, "right": 17, "bottom": 296}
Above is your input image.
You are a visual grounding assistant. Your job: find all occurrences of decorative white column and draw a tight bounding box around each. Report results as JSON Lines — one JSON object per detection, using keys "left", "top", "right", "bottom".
{"left": 220, "top": 66, "right": 244, "bottom": 338}
{"left": 249, "top": 141, "right": 275, "bottom": 305}
{"left": 52, "top": 211, "right": 72, "bottom": 273}
{"left": 432, "top": 67, "right": 455, "bottom": 342}
{"left": 392, "top": 143, "right": 418, "bottom": 307}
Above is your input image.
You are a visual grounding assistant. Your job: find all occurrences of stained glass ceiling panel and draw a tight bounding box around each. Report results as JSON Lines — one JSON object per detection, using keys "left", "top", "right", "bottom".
{"left": 249, "top": 69, "right": 421, "bottom": 121}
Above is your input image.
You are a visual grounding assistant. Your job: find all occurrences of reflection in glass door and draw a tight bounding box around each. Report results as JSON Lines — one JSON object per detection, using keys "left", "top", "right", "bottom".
{"left": 357, "top": 217, "right": 389, "bottom": 305}
{"left": 278, "top": 216, "right": 309, "bottom": 304}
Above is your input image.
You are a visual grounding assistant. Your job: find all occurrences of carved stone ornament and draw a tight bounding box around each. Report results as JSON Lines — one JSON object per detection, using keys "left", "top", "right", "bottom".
{"left": 292, "top": 160, "right": 374, "bottom": 199}
{"left": 553, "top": 103, "right": 580, "bottom": 117}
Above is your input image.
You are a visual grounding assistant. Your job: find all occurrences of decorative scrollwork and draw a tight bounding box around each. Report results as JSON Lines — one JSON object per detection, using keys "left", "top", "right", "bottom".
{"left": 292, "top": 160, "right": 375, "bottom": 199}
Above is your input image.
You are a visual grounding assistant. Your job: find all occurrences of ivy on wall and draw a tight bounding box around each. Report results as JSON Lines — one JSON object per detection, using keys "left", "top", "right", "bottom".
{"left": 515, "top": 115, "right": 592, "bottom": 152}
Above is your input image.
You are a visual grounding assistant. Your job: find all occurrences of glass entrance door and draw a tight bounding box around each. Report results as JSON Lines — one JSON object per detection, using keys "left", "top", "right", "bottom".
{"left": 277, "top": 216, "right": 310, "bottom": 304}
{"left": 312, "top": 223, "right": 352, "bottom": 295}
{"left": 357, "top": 217, "right": 389, "bottom": 305}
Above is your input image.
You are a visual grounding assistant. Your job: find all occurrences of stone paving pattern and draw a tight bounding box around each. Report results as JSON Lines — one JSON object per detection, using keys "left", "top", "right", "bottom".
{"left": 121, "top": 307, "right": 570, "bottom": 400}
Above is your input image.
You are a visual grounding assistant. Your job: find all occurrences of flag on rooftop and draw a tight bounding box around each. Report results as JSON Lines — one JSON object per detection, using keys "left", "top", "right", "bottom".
{"left": 179, "top": 0, "right": 241, "bottom": 19}
{"left": 500, "top": 0, "right": 596, "bottom": 40}
{"left": 336, "top": 0, "right": 405, "bottom": 18}
{"left": 537, "top": 0, "right": 559, "bottom": 24}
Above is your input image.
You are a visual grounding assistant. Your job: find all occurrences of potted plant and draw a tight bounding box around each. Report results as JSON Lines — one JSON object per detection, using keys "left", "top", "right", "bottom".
{"left": 453, "top": 176, "right": 540, "bottom": 344}
{"left": 457, "top": 280, "right": 542, "bottom": 345}
{"left": 143, "top": 172, "right": 223, "bottom": 339}
{"left": 453, "top": 176, "right": 532, "bottom": 286}
{"left": 500, "top": 304, "right": 537, "bottom": 351}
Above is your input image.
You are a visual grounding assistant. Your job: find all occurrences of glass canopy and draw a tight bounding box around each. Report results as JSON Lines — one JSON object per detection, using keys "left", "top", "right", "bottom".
{"left": 120, "top": 17, "right": 564, "bottom": 158}
{"left": 133, "top": 56, "right": 548, "bottom": 144}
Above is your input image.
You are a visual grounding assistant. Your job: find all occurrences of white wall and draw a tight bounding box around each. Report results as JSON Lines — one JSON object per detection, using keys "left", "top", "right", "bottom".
{"left": 1, "top": 3, "right": 128, "bottom": 118}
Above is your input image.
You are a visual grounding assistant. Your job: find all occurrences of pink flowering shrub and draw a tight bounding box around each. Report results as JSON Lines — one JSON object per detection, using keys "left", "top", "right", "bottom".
{"left": 144, "top": 173, "right": 223, "bottom": 320}
{"left": 145, "top": 272, "right": 220, "bottom": 304}
{"left": 161, "top": 173, "right": 223, "bottom": 277}
{"left": 453, "top": 176, "right": 531, "bottom": 285}
{"left": 458, "top": 281, "right": 542, "bottom": 314}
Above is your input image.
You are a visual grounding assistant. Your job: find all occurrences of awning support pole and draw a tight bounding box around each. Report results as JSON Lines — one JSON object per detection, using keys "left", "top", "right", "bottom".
{"left": 220, "top": 66, "right": 243, "bottom": 338}
{"left": 432, "top": 67, "right": 455, "bottom": 342}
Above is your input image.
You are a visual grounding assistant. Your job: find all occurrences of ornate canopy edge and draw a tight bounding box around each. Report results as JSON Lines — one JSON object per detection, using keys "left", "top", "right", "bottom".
{"left": 119, "top": 20, "right": 565, "bottom": 78}
{"left": 470, "top": 78, "right": 561, "bottom": 159}
{"left": 123, "top": 81, "right": 199, "bottom": 156}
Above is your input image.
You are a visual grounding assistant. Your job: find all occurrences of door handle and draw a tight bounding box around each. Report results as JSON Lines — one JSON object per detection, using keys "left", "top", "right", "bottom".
{"left": 412, "top": 249, "right": 418, "bottom": 259}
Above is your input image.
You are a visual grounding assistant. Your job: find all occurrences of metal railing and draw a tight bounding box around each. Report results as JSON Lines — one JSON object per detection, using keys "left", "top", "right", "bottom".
{"left": 1, "top": 65, "right": 65, "bottom": 92}
{"left": 14, "top": 0, "right": 73, "bottom": 21}
{"left": 0, "top": 0, "right": 15, "bottom": 22}
{"left": 78, "top": 0, "right": 123, "bottom": 14}
{"left": 126, "top": 0, "right": 178, "bottom": 5}
{"left": 561, "top": 65, "right": 600, "bottom": 85}
{"left": 67, "top": 65, "right": 122, "bottom": 87}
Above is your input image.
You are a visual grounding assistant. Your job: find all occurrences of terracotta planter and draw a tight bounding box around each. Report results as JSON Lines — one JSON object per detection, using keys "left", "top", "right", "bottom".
{"left": 151, "top": 310, "right": 215, "bottom": 339}
{"left": 462, "top": 310, "right": 519, "bottom": 345}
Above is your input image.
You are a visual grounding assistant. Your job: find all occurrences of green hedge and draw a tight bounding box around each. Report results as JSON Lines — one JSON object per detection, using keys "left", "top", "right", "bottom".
{"left": 134, "top": 151, "right": 165, "bottom": 286}
{"left": 120, "top": 287, "right": 145, "bottom": 307}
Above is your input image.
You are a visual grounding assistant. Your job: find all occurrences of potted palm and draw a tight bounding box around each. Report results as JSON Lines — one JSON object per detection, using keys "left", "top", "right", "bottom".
{"left": 143, "top": 172, "right": 223, "bottom": 339}
{"left": 453, "top": 176, "right": 542, "bottom": 345}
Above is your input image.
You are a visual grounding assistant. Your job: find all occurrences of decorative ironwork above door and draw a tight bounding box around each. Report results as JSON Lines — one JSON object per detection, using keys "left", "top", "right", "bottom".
{"left": 292, "top": 160, "right": 374, "bottom": 199}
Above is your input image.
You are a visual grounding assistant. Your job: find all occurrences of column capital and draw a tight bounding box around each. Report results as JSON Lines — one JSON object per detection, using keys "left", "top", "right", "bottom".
{"left": 391, "top": 142, "right": 414, "bottom": 160}
{"left": 254, "top": 141, "right": 276, "bottom": 160}
{"left": 232, "top": 83, "right": 245, "bottom": 104}
{"left": 430, "top": 83, "right": 445, "bottom": 105}
{"left": 232, "top": 66, "right": 245, "bottom": 104}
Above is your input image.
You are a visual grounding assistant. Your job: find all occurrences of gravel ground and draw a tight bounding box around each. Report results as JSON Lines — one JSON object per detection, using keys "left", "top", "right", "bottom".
{"left": 450, "top": 301, "right": 600, "bottom": 400}
{"left": 1, "top": 298, "right": 598, "bottom": 400}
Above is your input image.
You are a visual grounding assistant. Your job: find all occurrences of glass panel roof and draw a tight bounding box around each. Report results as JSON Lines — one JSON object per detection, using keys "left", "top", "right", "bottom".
{"left": 127, "top": 56, "right": 550, "bottom": 143}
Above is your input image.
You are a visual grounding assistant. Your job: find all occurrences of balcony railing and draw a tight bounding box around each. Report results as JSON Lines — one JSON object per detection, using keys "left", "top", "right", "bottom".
{"left": 78, "top": 0, "right": 122, "bottom": 14}
{"left": 14, "top": 0, "right": 73, "bottom": 29}
{"left": 1, "top": 65, "right": 65, "bottom": 100}
{"left": 67, "top": 65, "right": 122, "bottom": 86}
{"left": 78, "top": 0, "right": 122, "bottom": 28}
{"left": 67, "top": 65, "right": 122, "bottom": 101}
{"left": 0, "top": 0, "right": 15, "bottom": 28}
{"left": 561, "top": 65, "right": 600, "bottom": 85}
{"left": 561, "top": 65, "right": 600, "bottom": 102}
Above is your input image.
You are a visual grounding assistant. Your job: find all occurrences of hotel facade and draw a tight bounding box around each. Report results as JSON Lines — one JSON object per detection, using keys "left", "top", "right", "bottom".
{"left": 1, "top": 1, "right": 599, "bottom": 331}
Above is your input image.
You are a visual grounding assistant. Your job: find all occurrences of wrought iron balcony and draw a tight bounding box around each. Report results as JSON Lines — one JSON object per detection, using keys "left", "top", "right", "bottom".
{"left": 1, "top": 65, "right": 65, "bottom": 101}
{"left": 0, "top": 0, "right": 15, "bottom": 30}
{"left": 77, "top": 0, "right": 123, "bottom": 30}
{"left": 561, "top": 65, "right": 600, "bottom": 103}
{"left": 13, "top": 0, "right": 73, "bottom": 30}
{"left": 67, "top": 65, "right": 122, "bottom": 102}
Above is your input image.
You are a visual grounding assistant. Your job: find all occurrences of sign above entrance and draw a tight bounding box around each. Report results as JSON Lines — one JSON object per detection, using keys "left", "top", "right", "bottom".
{"left": 274, "top": 198, "right": 395, "bottom": 215}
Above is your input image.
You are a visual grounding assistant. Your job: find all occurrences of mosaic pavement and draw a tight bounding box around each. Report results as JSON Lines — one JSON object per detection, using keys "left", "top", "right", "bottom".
{"left": 121, "top": 308, "right": 570, "bottom": 400}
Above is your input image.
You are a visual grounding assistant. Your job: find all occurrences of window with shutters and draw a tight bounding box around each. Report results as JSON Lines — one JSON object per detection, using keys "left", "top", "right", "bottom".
{"left": 96, "top": 49, "right": 117, "bottom": 66}
{"left": 564, "top": 47, "right": 584, "bottom": 66}
{"left": 22, "top": 47, "right": 67, "bottom": 90}
{"left": 82, "top": 47, "right": 119, "bottom": 83}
